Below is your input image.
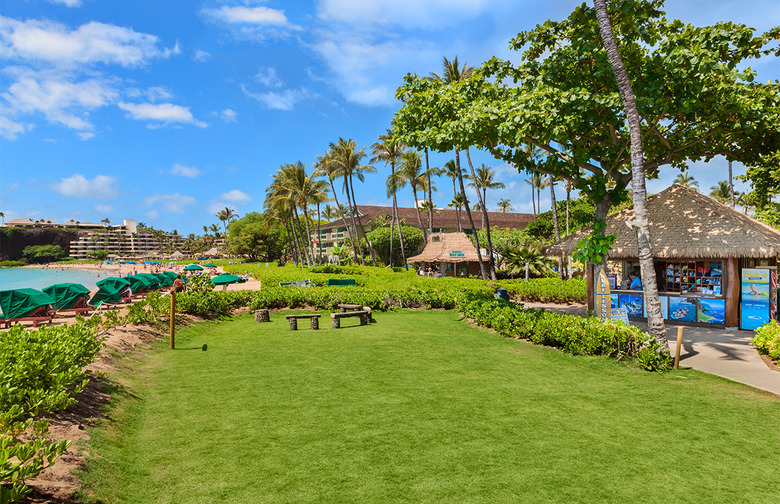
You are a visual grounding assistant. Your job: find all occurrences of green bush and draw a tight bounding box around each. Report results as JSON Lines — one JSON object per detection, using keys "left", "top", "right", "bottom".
{"left": 1, "top": 323, "right": 103, "bottom": 502}
{"left": 751, "top": 320, "right": 780, "bottom": 361}
{"left": 0, "top": 260, "right": 26, "bottom": 267}
{"left": 458, "top": 293, "right": 670, "bottom": 371}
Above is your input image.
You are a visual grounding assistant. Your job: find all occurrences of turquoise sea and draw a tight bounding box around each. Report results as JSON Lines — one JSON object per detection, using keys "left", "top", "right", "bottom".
{"left": 0, "top": 267, "right": 120, "bottom": 291}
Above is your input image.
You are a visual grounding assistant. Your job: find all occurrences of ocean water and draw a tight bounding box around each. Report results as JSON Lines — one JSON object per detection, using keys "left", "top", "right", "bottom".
{"left": 0, "top": 267, "right": 120, "bottom": 291}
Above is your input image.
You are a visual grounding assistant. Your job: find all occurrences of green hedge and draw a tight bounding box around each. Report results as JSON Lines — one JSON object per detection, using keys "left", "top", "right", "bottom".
{"left": 459, "top": 294, "right": 671, "bottom": 371}
{"left": 751, "top": 320, "right": 780, "bottom": 361}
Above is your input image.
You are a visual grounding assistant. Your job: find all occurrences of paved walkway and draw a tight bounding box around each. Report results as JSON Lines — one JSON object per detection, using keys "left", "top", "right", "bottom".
{"left": 523, "top": 302, "right": 780, "bottom": 396}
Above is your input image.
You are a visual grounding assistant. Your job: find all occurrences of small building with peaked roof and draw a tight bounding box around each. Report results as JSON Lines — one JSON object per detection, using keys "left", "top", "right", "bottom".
{"left": 407, "top": 232, "right": 483, "bottom": 277}
{"left": 546, "top": 186, "right": 780, "bottom": 329}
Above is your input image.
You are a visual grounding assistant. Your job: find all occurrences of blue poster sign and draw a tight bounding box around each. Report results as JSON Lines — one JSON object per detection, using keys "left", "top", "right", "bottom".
{"left": 741, "top": 269, "right": 770, "bottom": 330}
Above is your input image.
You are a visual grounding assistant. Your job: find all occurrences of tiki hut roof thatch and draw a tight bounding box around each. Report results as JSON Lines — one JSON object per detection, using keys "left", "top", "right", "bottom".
{"left": 545, "top": 185, "right": 780, "bottom": 260}
{"left": 407, "top": 232, "right": 481, "bottom": 264}
{"left": 170, "top": 251, "right": 184, "bottom": 259}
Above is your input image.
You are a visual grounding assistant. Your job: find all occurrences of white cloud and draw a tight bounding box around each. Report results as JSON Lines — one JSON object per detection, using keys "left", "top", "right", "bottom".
{"left": 317, "top": 0, "right": 487, "bottom": 28}
{"left": 0, "top": 114, "right": 29, "bottom": 140}
{"left": 220, "top": 108, "right": 237, "bottom": 122}
{"left": 118, "top": 102, "right": 207, "bottom": 128}
{"left": 0, "top": 16, "right": 178, "bottom": 68}
{"left": 255, "top": 67, "right": 283, "bottom": 88}
{"left": 93, "top": 203, "right": 113, "bottom": 213}
{"left": 2, "top": 67, "right": 118, "bottom": 133}
{"left": 47, "top": 0, "right": 82, "bottom": 7}
{"left": 51, "top": 174, "right": 119, "bottom": 199}
{"left": 204, "top": 6, "right": 291, "bottom": 26}
{"left": 144, "top": 193, "right": 198, "bottom": 213}
{"left": 171, "top": 163, "right": 201, "bottom": 178}
{"left": 194, "top": 49, "right": 211, "bottom": 62}
{"left": 125, "top": 86, "right": 173, "bottom": 102}
{"left": 146, "top": 209, "right": 160, "bottom": 220}
{"left": 220, "top": 189, "right": 251, "bottom": 204}
{"left": 242, "top": 86, "right": 315, "bottom": 110}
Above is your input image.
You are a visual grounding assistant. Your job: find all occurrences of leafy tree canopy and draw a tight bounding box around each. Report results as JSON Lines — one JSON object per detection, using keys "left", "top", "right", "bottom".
{"left": 227, "top": 212, "right": 285, "bottom": 262}
{"left": 22, "top": 244, "right": 65, "bottom": 263}
{"left": 394, "top": 0, "right": 779, "bottom": 259}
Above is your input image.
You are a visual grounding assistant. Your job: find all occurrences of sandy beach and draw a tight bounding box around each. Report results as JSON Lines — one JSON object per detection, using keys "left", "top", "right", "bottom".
{"left": 41, "top": 262, "right": 264, "bottom": 292}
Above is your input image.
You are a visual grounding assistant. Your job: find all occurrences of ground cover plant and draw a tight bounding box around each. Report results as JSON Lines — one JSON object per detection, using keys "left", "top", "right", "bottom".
{"left": 80, "top": 311, "right": 779, "bottom": 504}
{"left": 751, "top": 319, "right": 780, "bottom": 362}
{"left": 0, "top": 324, "right": 103, "bottom": 502}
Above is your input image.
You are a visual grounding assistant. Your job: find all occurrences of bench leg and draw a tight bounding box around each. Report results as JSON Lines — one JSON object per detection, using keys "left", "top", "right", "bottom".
{"left": 289, "top": 318, "right": 298, "bottom": 331}
{"left": 332, "top": 318, "right": 340, "bottom": 329}
{"left": 360, "top": 314, "right": 367, "bottom": 325}
{"left": 311, "top": 317, "right": 319, "bottom": 330}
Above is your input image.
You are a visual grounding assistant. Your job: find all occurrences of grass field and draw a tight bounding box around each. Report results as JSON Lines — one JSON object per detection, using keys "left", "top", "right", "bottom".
{"left": 81, "top": 310, "right": 780, "bottom": 503}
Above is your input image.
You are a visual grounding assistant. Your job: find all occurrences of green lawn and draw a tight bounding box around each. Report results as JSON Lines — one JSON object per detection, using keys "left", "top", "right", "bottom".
{"left": 82, "top": 311, "right": 780, "bottom": 503}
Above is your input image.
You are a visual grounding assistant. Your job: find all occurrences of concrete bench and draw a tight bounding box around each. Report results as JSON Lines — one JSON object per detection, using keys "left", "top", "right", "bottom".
{"left": 285, "top": 313, "right": 321, "bottom": 330}
{"left": 337, "top": 303, "right": 363, "bottom": 312}
{"left": 331, "top": 310, "right": 369, "bottom": 328}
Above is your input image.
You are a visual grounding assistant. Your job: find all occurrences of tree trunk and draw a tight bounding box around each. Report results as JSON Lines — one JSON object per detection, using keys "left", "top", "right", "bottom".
{"left": 301, "top": 203, "right": 316, "bottom": 267}
{"left": 349, "top": 174, "right": 377, "bottom": 267}
{"left": 412, "top": 189, "right": 426, "bottom": 236}
{"left": 466, "top": 150, "right": 496, "bottom": 280}
{"left": 393, "top": 189, "right": 407, "bottom": 269}
{"left": 317, "top": 203, "right": 322, "bottom": 265}
{"left": 595, "top": 0, "right": 668, "bottom": 349}
{"left": 388, "top": 201, "right": 395, "bottom": 266}
{"left": 728, "top": 160, "right": 735, "bottom": 208}
{"left": 328, "top": 180, "right": 353, "bottom": 265}
{"left": 565, "top": 182, "right": 571, "bottom": 235}
{"left": 456, "top": 148, "right": 488, "bottom": 279}
{"left": 549, "top": 175, "right": 563, "bottom": 279}
{"left": 342, "top": 175, "right": 363, "bottom": 265}
{"left": 288, "top": 209, "right": 302, "bottom": 267}
{"left": 425, "top": 148, "right": 434, "bottom": 236}
{"left": 293, "top": 206, "right": 312, "bottom": 267}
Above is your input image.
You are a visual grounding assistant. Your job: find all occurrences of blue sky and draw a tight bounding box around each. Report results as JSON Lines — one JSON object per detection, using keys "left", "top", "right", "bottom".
{"left": 2, "top": 0, "right": 778, "bottom": 235}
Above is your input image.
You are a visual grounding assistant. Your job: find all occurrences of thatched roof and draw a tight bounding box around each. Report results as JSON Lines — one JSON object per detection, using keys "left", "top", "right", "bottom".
{"left": 546, "top": 185, "right": 780, "bottom": 259}
{"left": 407, "top": 232, "right": 480, "bottom": 263}
{"left": 170, "top": 251, "right": 184, "bottom": 259}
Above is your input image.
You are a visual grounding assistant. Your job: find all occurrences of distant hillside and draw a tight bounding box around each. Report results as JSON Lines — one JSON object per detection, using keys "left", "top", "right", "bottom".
{"left": 0, "top": 228, "right": 79, "bottom": 261}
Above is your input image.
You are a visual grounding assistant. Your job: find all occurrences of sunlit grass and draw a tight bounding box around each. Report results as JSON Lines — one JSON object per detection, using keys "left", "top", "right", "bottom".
{"left": 81, "top": 311, "right": 779, "bottom": 503}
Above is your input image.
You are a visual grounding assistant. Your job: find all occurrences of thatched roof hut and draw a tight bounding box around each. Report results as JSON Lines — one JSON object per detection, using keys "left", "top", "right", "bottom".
{"left": 408, "top": 232, "right": 480, "bottom": 264}
{"left": 170, "top": 250, "right": 184, "bottom": 259}
{"left": 546, "top": 185, "right": 780, "bottom": 260}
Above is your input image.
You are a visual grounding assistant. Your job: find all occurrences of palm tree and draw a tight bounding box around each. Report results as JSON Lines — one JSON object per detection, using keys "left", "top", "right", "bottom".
{"left": 709, "top": 181, "right": 734, "bottom": 204}
{"left": 216, "top": 207, "right": 237, "bottom": 235}
{"left": 371, "top": 129, "right": 407, "bottom": 267}
{"left": 0, "top": 211, "right": 4, "bottom": 225}
{"left": 395, "top": 150, "right": 428, "bottom": 240}
{"left": 594, "top": 0, "right": 667, "bottom": 348}
{"left": 313, "top": 147, "right": 359, "bottom": 264}
{"left": 423, "top": 159, "right": 441, "bottom": 234}
{"left": 496, "top": 199, "right": 513, "bottom": 213}
{"left": 326, "top": 138, "right": 376, "bottom": 265}
{"left": 468, "top": 163, "right": 504, "bottom": 228}
{"left": 728, "top": 159, "right": 735, "bottom": 207}
{"left": 673, "top": 173, "right": 699, "bottom": 191}
{"left": 431, "top": 56, "right": 489, "bottom": 279}
{"left": 448, "top": 193, "right": 469, "bottom": 231}
{"left": 501, "top": 246, "right": 554, "bottom": 279}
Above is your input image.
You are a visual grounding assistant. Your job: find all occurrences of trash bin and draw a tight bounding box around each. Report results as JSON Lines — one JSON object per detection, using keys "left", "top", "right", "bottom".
{"left": 496, "top": 288, "right": 509, "bottom": 301}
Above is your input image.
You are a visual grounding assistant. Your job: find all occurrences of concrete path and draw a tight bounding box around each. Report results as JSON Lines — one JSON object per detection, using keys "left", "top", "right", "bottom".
{"left": 523, "top": 302, "right": 780, "bottom": 396}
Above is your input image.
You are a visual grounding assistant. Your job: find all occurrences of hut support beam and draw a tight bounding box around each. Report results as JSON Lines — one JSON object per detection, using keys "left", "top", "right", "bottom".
{"left": 725, "top": 257, "right": 739, "bottom": 328}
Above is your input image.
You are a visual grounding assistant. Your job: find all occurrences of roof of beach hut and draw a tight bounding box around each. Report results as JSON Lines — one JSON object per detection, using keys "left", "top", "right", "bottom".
{"left": 407, "top": 232, "right": 481, "bottom": 264}
{"left": 545, "top": 185, "right": 780, "bottom": 259}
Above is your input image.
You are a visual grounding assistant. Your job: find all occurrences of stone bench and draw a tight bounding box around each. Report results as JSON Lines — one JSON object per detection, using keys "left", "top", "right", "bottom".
{"left": 337, "top": 303, "right": 363, "bottom": 312}
{"left": 285, "top": 313, "right": 321, "bottom": 330}
{"left": 331, "top": 310, "right": 369, "bottom": 328}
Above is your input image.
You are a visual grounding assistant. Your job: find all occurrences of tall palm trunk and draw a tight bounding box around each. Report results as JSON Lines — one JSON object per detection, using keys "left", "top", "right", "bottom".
{"left": 728, "top": 160, "right": 735, "bottom": 208}
{"left": 288, "top": 209, "right": 302, "bottom": 267}
{"left": 348, "top": 174, "right": 376, "bottom": 266}
{"left": 317, "top": 203, "right": 323, "bottom": 265}
{"left": 456, "top": 148, "right": 488, "bottom": 279}
{"left": 388, "top": 209, "right": 395, "bottom": 266}
{"left": 412, "top": 188, "right": 425, "bottom": 235}
{"left": 393, "top": 190, "right": 407, "bottom": 269}
{"left": 292, "top": 206, "right": 312, "bottom": 267}
{"left": 465, "top": 150, "right": 496, "bottom": 280}
{"left": 565, "top": 181, "right": 571, "bottom": 235}
{"left": 301, "top": 203, "right": 316, "bottom": 267}
{"left": 425, "top": 148, "right": 434, "bottom": 235}
{"left": 342, "top": 176, "right": 363, "bottom": 265}
{"left": 549, "top": 175, "right": 563, "bottom": 279}
{"left": 326, "top": 180, "right": 354, "bottom": 264}
{"left": 595, "top": 0, "right": 667, "bottom": 349}
{"left": 452, "top": 177, "right": 462, "bottom": 231}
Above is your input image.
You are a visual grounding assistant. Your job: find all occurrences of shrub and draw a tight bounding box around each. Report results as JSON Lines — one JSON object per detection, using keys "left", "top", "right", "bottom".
{"left": 458, "top": 293, "right": 670, "bottom": 371}
{"left": 0, "top": 323, "right": 103, "bottom": 501}
{"left": 751, "top": 320, "right": 780, "bottom": 361}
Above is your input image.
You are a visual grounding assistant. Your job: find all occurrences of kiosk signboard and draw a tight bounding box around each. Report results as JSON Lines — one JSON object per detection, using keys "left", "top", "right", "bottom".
{"left": 741, "top": 268, "right": 773, "bottom": 330}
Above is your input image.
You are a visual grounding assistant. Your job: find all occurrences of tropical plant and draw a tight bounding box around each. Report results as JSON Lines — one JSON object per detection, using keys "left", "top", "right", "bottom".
{"left": 673, "top": 173, "right": 699, "bottom": 191}
{"left": 500, "top": 245, "right": 555, "bottom": 278}
{"left": 216, "top": 207, "right": 238, "bottom": 235}
{"left": 709, "top": 180, "right": 736, "bottom": 204}
{"left": 394, "top": 150, "right": 429, "bottom": 240}
{"left": 496, "top": 199, "right": 513, "bottom": 212}
{"left": 371, "top": 129, "right": 407, "bottom": 267}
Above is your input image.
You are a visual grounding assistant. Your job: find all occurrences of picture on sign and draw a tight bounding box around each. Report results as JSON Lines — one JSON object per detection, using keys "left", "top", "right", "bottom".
{"left": 611, "top": 307, "right": 629, "bottom": 324}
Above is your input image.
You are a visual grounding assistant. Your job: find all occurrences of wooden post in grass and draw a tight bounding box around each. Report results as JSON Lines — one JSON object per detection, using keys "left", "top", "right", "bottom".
{"left": 170, "top": 291, "right": 176, "bottom": 350}
{"left": 673, "top": 326, "right": 683, "bottom": 369}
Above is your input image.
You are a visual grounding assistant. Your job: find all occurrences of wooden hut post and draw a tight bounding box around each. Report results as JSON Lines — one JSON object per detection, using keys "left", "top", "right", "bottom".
{"left": 725, "top": 257, "right": 740, "bottom": 328}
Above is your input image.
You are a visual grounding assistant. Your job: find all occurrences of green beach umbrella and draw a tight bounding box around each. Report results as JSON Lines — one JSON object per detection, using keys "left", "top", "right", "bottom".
{"left": 184, "top": 264, "right": 204, "bottom": 271}
{"left": 211, "top": 273, "right": 242, "bottom": 285}
{"left": 204, "top": 263, "right": 218, "bottom": 268}
{"left": 0, "top": 288, "right": 55, "bottom": 319}
{"left": 151, "top": 272, "right": 174, "bottom": 287}
{"left": 134, "top": 273, "right": 162, "bottom": 289}
{"left": 124, "top": 275, "right": 153, "bottom": 293}
{"left": 42, "top": 283, "right": 90, "bottom": 310}
{"left": 162, "top": 271, "right": 178, "bottom": 280}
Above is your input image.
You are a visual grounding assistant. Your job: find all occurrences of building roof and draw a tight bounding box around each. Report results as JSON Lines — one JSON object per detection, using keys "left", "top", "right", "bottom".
{"left": 320, "top": 205, "right": 533, "bottom": 231}
{"left": 546, "top": 185, "right": 780, "bottom": 259}
{"left": 407, "top": 232, "right": 481, "bottom": 263}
